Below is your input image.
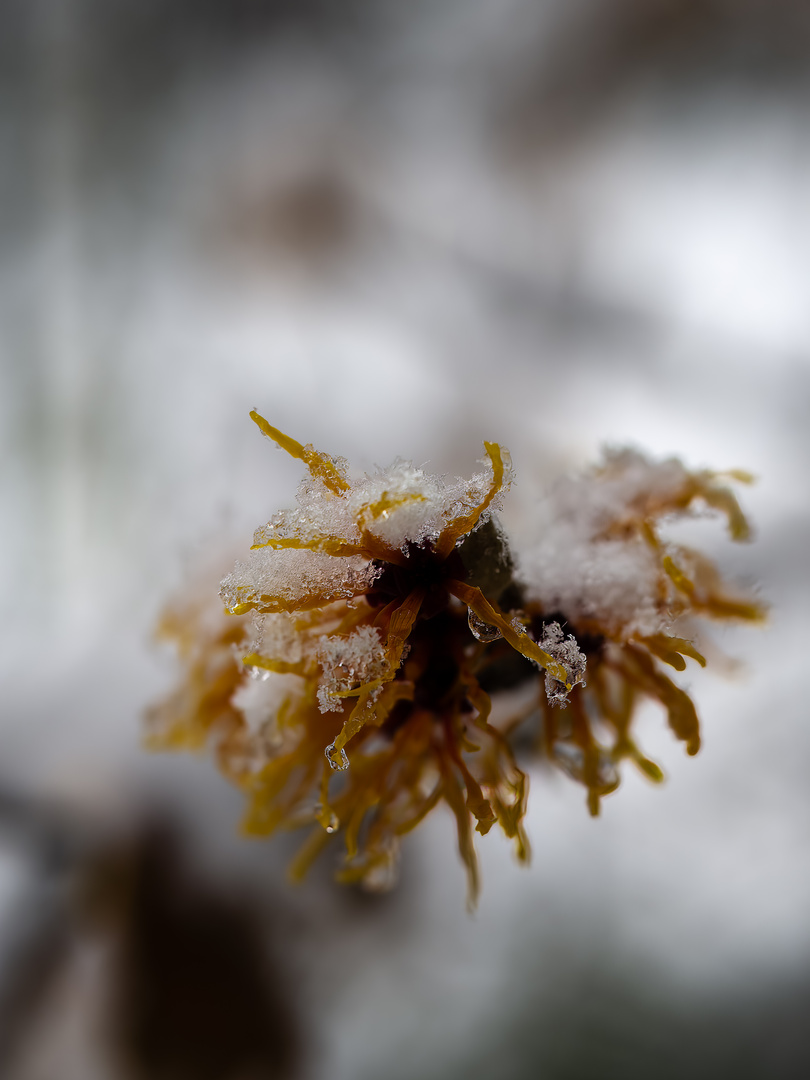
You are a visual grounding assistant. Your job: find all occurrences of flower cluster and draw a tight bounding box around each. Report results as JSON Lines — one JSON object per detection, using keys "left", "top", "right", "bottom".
{"left": 513, "top": 448, "right": 764, "bottom": 814}
{"left": 147, "top": 414, "right": 763, "bottom": 902}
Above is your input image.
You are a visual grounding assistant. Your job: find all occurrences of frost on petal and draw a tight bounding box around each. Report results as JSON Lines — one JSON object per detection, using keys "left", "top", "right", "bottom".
{"left": 589, "top": 449, "right": 692, "bottom": 528}
{"left": 521, "top": 530, "right": 664, "bottom": 639}
{"left": 348, "top": 445, "right": 512, "bottom": 553}
{"left": 517, "top": 448, "right": 759, "bottom": 640}
{"left": 245, "top": 612, "right": 304, "bottom": 666}
{"left": 315, "top": 625, "right": 389, "bottom": 712}
{"left": 350, "top": 462, "right": 445, "bottom": 550}
{"left": 232, "top": 670, "right": 303, "bottom": 741}
{"left": 220, "top": 549, "right": 380, "bottom": 615}
{"left": 539, "top": 621, "right": 587, "bottom": 707}
{"left": 253, "top": 477, "right": 361, "bottom": 548}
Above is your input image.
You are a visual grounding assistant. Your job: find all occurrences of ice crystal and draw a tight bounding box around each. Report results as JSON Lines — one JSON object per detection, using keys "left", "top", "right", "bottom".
{"left": 315, "top": 625, "right": 389, "bottom": 713}
{"left": 539, "top": 622, "right": 587, "bottom": 707}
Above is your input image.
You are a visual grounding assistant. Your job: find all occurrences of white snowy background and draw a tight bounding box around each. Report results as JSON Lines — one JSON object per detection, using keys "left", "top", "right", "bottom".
{"left": 1, "top": 1, "right": 809, "bottom": 1077}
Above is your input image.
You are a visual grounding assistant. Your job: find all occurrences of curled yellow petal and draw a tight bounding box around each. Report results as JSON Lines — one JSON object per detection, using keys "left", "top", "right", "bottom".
{"left": 640, "top": 635, "right": 706, "bottom": 671}
{"left": 449, "top": 580, "right": 572, "bottom": 687}
{"left": 435, "top": 442, "right": 508, "bottom": 558}
{"left": 250, "top": 410, "right": 350, "bottom": 495}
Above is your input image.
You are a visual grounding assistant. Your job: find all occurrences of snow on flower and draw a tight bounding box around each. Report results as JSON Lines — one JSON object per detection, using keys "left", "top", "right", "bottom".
{"left": 514, "top": 448, "right": 765, "bottom": 813}
{"left": 147, "top": 416, "right": 763, "bottom": 902}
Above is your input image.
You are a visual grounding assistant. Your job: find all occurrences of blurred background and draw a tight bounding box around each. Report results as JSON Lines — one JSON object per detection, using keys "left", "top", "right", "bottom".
{"left": 2, "top": 0, "right": 810, "bottom": 1076}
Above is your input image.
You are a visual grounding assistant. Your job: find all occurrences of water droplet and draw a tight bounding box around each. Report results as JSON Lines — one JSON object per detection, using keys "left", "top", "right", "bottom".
{"left": 467, "top": 608, "right": 502, "bottom": 643}
{"left": 315, "top": 803, "right": 340, "bottom": 833}
{"left": 325, "top": 742, "right": 349, "bottom": 771}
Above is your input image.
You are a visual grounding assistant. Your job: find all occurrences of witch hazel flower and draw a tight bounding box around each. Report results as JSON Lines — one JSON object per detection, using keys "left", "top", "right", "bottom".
{"left": 148, "top": 416, "right": 763, "bottom": 903}
{"left": 514, "top": 448, "right": 765, "bottom": 814}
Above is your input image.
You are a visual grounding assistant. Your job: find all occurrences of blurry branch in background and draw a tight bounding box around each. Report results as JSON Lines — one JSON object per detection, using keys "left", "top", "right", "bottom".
{"left": 0, "top": 787, "right": 83, "bottom": 1076}
{"left": 499, "top": 0, "right": 810, "bottom": 149}
{"left": 0, "top": 787, "right": 302, "bottom": 1080}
